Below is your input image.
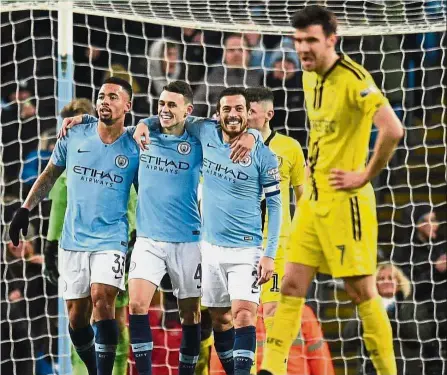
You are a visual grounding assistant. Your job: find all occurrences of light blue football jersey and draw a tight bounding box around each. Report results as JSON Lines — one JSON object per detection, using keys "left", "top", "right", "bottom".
{"left": 51, "top": 121, "right": 139, "bottom": 253}
{"left": 184, "top": 117, "right": 282, "bottom": 257}
{"left": 132, "top": 122, "right": 202, "bottom": 242}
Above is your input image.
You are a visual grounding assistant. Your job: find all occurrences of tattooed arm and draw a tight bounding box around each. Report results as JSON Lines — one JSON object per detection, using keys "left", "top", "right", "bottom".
{"left": 23, "top": 161, "right": 65, "bottom": 211}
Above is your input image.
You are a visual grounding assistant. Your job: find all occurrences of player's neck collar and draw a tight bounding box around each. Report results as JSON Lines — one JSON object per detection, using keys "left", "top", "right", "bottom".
{"left": 319, "top": 53, "right": 342, "bottom": 80}
{"left": 264, "top": 130, "right": 276, "bottom": 146}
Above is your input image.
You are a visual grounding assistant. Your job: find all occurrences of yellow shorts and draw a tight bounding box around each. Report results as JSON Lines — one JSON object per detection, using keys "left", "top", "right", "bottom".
{"left": 288, "top": 188, "right": 378, "bottom": 278}
{"left": 261, "top": 238, "right": 288, "bottom": 304}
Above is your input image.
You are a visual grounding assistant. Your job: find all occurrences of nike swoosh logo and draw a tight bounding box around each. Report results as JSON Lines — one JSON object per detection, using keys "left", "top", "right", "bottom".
{"left": 114, "top": 275, "right": 122, "bottom": 279}
{"left": 207, "top": 143, "right": 216, "bottom": 148}
{"left": 77, "top": 149, "right": 90, "bottom": 153}
{"left": 133, "top": 345, "right": 146, "bottom": 350}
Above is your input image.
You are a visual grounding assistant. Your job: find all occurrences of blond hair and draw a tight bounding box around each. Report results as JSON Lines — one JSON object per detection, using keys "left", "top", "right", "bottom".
{"left": 60, "top": 98, "right": 95, "bottom": 118}
{"left": 376, "top": 262, "right": 412, "bottom": 299}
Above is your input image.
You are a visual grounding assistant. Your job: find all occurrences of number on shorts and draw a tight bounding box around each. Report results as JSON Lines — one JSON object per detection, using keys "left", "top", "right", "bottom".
{"left": 251, "top": 270, "right": 260, "bottom": 294}
{"left": 112, "top": 254, "right": 125, "bottom": 277}
{"left": 269, "top": 272, "right": 280, "bottom": 293}
{"left": 194, "top": 264, "right": 202, "bottom": 289}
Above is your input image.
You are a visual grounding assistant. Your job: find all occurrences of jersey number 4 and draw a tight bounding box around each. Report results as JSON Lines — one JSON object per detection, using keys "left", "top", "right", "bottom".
{"left": 194, "top": 264, "right": 202, "bottom": 289}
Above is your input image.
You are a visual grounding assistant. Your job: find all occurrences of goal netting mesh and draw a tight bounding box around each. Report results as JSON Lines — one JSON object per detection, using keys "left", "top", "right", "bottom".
{"left": 1, "top": 1, "right": 446, "bottom": 374}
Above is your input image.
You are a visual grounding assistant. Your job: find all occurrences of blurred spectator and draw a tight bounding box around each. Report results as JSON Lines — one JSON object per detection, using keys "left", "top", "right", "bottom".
{"left": 194, "top": 34, "right": 261, "bottom": 117}
{"left": 243, "top": 32, "right": 270, "bottom": 70}
{"left": 181, "top": 28, "right": 206, "bottom": 90}
{"left": 1, "top": 223, "right": 58, "bottom": 375}
{"left": 1, "top": 79, "right": 41, "bottom": 195}
{"left": 343, "top": 263, "right": 423, "bottom": 375}
{"left": 131, "top": 39, "right": 185, "bottom": 117}
{"left": 73, "top": 14, "right": 110, "bottom": 101}
{"left": 266, "top": 47, "right": 307, "bottom": 148}
{"left": 20, "top": 128, "right": 57, "bottom": 189}
{"left": 394, "top": 205, "right": 446, "bottom": 302}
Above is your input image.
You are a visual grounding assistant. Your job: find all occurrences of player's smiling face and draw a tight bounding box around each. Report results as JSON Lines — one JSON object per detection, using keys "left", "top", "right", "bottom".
{"left": 219, "top": 94, "right": 249, "bottom": 139}
{"left": 158, "top": 90, "right": 193, "bottom": 129}
{"left": 96, "top": 83, "right": 131, "bottom": 126}
{"left": 293, "top": 24, "right": 337, "bottom": 73}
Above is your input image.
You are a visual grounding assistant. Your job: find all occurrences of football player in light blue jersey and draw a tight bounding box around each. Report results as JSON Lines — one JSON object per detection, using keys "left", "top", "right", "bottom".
{"left": 128, "top": 82, "right": 204, "bottom": 375}
{"left": 9, "top": 77, "right": 139, "bottom": 375}
{"left": 58, "top": 81, "right": 257, "bottom": 375}
{"left": 133, "top": 87, "right": 282, "bottom": 375}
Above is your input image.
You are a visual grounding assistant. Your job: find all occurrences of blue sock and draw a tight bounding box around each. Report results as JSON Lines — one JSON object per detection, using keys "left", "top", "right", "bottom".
{"left": 214, "top": 328, "right": 235, "bottom": 375}
{"left": 129, "top": 314, "right": 153, "bottom": 375}
{"left": 95, "top": 319, "right": 119, "bottom": 375}
{"left": 69, "top": 324, "right": 97, "bottom": 375}
{"left": 233, "top": 326, "right": 256, "bottom": 375}
{"left": 179, "top": 323, "right": 201, "bottom": 375}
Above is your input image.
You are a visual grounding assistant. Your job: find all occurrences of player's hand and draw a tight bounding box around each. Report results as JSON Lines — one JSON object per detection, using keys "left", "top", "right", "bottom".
{"left": 58, "top": 115, "right": 84, "bottom": 138}
{"left": 9, "top": 208, "right": 30, "bottom": 247}
{"left": 230, "top": 132, "right": 255, "bottom": 162}
{"left": 257, "top": 256, "right": 274, "bottom": 285}
{"left": 133, "top": 122, "right": 151, "bottom": 151}
{"left": 329, "top": 169, "right": 369, "bottom": 190}
{"left": 43, "top": 240, "right": 59, "bottom": 285}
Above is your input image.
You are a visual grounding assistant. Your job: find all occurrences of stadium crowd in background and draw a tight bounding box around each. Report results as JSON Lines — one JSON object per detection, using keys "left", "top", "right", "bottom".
{"left": 1, "top": 2, "right": 446, "bottom": 375}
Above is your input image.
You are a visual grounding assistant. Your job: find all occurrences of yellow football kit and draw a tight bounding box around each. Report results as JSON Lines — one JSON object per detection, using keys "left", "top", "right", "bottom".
{"left": 288, "top": 54, "right": 389, "bottom": 278}
{"left": 261, "top": 131, "right": 305, "bottom": 303}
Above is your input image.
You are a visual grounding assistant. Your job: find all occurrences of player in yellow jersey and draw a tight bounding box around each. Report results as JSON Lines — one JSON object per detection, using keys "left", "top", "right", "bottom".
{"left": 259, "top": 5, "right": 404, "bottom": 375}
{"left": 246, "top": 87, "right": 305, "bottom": 325}
{"left": 245, "top": 87, "right": 306, "bottom": 374}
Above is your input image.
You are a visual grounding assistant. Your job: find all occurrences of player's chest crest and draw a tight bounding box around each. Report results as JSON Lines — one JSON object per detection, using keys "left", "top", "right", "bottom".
{"left": 72, "top": 142, "right": 136, "bottom": 181}
{"left": 202, "top": 149, "right": 254, "bottom": 184}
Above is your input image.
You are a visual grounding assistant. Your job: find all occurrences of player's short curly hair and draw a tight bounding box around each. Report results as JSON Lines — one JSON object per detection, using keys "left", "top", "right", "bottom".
{"left": 216, "top": 87, "right": 250, "bottom": 114}
{"left": 60, "top": 98, "right": 95, "bottom": 119}
{"left": 163, "top": 81, "right": 194, "bottom": 104}
{"left": 291, "top": 5, "right": 338, "bottom": 37}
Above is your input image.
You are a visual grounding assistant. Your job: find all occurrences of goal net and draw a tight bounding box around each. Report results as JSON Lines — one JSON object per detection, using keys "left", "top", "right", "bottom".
{"left": 1, "top": 1, "right": 446, "bottom": 374}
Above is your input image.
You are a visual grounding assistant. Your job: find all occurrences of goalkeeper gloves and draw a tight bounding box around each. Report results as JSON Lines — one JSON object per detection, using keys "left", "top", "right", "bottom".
{"left": 44, "top": 240, "right": 59, "bottom": 285}
{"left": 9, "top": 207, "right": 30, "bottom": 246}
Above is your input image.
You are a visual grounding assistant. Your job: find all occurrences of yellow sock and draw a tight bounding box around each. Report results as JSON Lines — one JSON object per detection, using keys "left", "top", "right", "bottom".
{"left": 358, "top": 296, "right": 397, "bottom": 375}
{"left": 195, "top": 336, "right": 213, "bottom": 375}
{"left": 263, "top": 316, "right": 274, "bottom": 336}
{"left": 250, "top": 344, "right": 258, "bottom": 375}
{"left": 262, "top": 296, "right": 304, "bottom": 375}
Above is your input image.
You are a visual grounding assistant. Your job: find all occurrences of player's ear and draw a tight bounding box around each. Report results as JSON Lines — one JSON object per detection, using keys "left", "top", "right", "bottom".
{"left": 186, "top": 103, "right": 194, "bottom": 116}
{"left": 125, "top": 100, "right": 132, "bottom": 113}
{"left": 327, "top": 33, "right": 337, "bottom": 48}
{"left": 267, "top": 109, "right": 274, "bottom": 121}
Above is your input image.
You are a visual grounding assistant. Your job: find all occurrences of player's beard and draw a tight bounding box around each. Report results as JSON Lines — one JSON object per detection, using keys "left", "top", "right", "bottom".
{"left": 99, "top": 108, "right": 114, "bottom": 125}
{"left": 221, "top": 116, "right": 248, "bottom": 139}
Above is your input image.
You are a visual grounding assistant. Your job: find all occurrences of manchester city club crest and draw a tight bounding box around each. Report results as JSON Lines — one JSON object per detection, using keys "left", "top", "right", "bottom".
{"left": 115, "top": 155, "right": 129, "bottom": 169}
{"left": 239, "top": 155, "right": 252, "bottom": 167}
{"left": 177, "top": 141, "right": 191, "bottom": 155}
